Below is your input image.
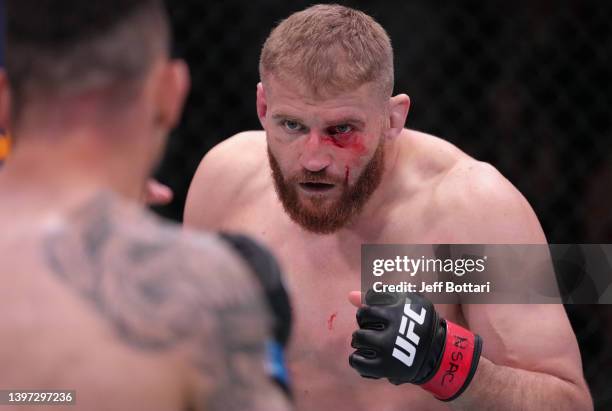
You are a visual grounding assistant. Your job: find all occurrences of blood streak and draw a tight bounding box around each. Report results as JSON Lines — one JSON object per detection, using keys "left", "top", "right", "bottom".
{"left": 322, "top": 135, "right": 344, "bottom": 148}
{"left": 344, "top": 166, "right": 350, "bottom": 185}
{"left": 327, "top": 312, "right": 338, "bottom": 330}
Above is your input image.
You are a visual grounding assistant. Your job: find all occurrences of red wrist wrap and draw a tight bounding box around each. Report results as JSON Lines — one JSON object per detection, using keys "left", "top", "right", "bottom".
{"left": 421, "top": 320, "right": 482, "bottom": 401}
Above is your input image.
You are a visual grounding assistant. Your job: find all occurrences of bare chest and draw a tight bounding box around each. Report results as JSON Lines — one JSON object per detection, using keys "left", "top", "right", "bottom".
{"left": 257, "top": 235, "right": 457, "bottom": 410}
{"left": 286, "top": 242, "right": 463, "bottom": 410}
{"left": 218, "top": 201, "right": 460, "bottom": 410}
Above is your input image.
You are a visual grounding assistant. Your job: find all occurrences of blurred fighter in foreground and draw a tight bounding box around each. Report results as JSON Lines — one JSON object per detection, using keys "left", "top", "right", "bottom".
{"left": 0, "top": 1, "right": 291, "bottom": 410}
{"left": 184, "top": 4, "right": 591, "bottom": 411}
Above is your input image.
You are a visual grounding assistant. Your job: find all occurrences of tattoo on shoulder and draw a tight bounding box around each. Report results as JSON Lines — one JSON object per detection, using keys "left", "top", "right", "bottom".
{"left": 42, "top": 193, "right": 271, "bottom": 407}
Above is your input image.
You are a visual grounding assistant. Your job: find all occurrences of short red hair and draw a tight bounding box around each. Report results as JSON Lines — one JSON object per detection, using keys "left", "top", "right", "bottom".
{"left": 259, "top": 4, "right": 394, "bottom": 99}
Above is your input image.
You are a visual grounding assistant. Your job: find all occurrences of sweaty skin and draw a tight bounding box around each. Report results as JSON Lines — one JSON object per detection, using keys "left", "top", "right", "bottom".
{"left": 185, "top": 128, "right": 590, "bottom": 411}
{"left": 185, "top": 77, "right": 590, "bottom": 410}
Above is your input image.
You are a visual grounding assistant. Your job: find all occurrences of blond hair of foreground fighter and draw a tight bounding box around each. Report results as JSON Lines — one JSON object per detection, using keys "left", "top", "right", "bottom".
{"left": 0, "top": 1, "right": 291, "bottom": 410}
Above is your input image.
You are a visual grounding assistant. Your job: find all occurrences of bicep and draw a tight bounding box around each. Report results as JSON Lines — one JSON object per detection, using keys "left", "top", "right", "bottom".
{"left": 464, "top": 303, "right": 585, "bottom": 386}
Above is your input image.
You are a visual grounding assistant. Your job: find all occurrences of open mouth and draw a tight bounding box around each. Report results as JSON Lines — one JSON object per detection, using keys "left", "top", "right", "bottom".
{"left": 299, "top": 182, "right": 336, "bottom": 192}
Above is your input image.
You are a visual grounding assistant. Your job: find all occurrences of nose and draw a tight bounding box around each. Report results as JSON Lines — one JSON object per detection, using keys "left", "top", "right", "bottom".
{"left": 299, "top": 132, "right": 332, "bottom": 172}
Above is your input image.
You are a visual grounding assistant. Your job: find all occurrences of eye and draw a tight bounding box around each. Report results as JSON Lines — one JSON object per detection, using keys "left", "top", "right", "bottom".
{"left": 283, "top": 120, "right": 303, "bottom": 132}
{"left": 331, "top": 124, "right": 353, "bottom": 135}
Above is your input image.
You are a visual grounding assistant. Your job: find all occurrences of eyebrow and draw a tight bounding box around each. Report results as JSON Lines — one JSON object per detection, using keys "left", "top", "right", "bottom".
{"left": 271, "top": 113, "right": 304, "bottom": 122}
{"left": 271, "top": 113, "right": 366, "bottom": 128}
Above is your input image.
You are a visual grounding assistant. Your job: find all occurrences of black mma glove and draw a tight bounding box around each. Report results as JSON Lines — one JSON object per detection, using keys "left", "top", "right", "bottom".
{"left": 349, "top": 290, "right": 482, "bottom": 401}
{"left": 219, "top": 233, "right": 293, "bottom": 396}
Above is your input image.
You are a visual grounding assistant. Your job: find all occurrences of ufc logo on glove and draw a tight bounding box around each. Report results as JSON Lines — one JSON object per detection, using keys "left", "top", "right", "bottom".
{"left": 392, "top": 298, "right": 427, "bottom": 367}
{"left": 350, "top": 291, "right": 482, "bottom": 401}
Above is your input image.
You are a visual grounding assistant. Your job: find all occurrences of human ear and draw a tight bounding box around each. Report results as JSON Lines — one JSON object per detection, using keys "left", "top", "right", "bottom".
{"left": 256, "top": 82, "right": 268, "bottom": 128}
{"left": 386, "top": 94, "right": 410, "bottom": 139}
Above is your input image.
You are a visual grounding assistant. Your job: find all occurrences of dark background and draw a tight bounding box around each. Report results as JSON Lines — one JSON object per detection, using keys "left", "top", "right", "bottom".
{"left": 160, "top": 0, "right": 612, "bottom": 243}
{"left": 159, "top": 1, "right": 612, "bottom": 408}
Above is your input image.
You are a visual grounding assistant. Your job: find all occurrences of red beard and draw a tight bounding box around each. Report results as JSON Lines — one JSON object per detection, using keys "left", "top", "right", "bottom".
{"left": 268, "top": 141, "right": 385, "bottom": 234}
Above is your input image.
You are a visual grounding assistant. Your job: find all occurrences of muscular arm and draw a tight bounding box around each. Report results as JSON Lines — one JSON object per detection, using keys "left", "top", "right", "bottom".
{"left": 439, "top": 162, "right": 592, "bottom": 410}
{"left": 43, "top": 194, "right": 290, "bottom": 410}
{"left": 454, "top": 312, "right": 590, "bottom": 411}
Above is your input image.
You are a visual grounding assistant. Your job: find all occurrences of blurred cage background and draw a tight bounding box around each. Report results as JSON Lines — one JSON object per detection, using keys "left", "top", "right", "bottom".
{"left": 1, "top": 0, "right": 611, "bottom": 408}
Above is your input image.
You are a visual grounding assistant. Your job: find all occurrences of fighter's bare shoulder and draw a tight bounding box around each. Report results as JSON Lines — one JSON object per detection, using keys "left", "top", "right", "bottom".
{"left": 45, "top": 193, "right": 264, "bottom": 318}
{"left": 185, "top": 131, "right": 269, "bottom": 228}
{"left": 43, "top": 193, "right": 273, "bottom": 407}
{"left": 398, "top": 129, "right": 546, "bottom": 243}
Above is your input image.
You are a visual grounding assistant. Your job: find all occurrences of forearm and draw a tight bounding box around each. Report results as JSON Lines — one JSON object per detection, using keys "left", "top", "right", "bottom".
{"left": 348, "top": 293, "right": 591, "bottom": 411}
{"left": 449, "top": 357, "right": 592, "bottom": 411}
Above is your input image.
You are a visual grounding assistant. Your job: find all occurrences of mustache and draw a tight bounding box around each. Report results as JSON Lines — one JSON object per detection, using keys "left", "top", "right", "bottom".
{"left": 289, "top": 170, "right": 344, "bottom": 185}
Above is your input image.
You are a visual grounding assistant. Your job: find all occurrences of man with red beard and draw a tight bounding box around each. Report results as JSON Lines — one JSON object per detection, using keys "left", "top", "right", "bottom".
{"left": 184, "top": 4, "right": 591, "bottom": 411}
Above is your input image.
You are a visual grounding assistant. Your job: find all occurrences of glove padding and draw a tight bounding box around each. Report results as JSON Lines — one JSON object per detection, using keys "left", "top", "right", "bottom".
{"left": 219, "top": 232, "right": 292, "bottom": 396}
{"left": 349, "top": 290, "right": 482, "bottom": 401}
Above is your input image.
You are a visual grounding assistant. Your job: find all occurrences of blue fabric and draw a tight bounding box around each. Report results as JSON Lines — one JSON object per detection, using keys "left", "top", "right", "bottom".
{"left": 265, "top": 340, "right": 290, "bottom": 387}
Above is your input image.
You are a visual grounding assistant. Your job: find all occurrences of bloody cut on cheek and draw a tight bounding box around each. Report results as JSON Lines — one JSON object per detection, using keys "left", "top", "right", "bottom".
{"left": 319, "top": 130, "right": 371, "bottom": 183}
{"left": 321, "top": 130, "right": 368, "bottom": 156}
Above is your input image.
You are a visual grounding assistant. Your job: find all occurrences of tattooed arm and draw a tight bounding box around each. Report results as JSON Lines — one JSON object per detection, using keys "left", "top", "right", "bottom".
{"left": 43, "top": 194, "right": 291, "bottom": 410}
